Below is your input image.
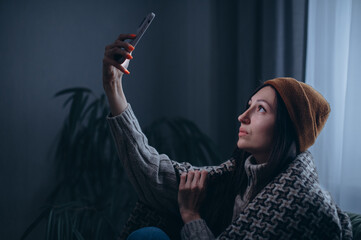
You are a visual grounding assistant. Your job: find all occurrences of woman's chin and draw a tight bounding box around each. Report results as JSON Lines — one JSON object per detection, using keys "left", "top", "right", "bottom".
{"left": 237, "top": 141, "right": 252, "bottom": 153}
{"left": 237, "top": 143, "right": 247, "bottom": 151}
{"left": 237, "top": 140, "right": 247, "bottom": 149}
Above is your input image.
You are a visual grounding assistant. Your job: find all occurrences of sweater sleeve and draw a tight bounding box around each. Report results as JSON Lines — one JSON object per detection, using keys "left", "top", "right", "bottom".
{"left": 181, "top": 219, "right": 215, "bottom": 240}
{"left": 106, "top": 103, "right": 180, "bottom": 215}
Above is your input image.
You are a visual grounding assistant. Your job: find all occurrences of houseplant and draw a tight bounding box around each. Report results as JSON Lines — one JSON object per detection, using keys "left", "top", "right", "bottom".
{"left": 21, "top": 87, "right": 222, "bottom": 239}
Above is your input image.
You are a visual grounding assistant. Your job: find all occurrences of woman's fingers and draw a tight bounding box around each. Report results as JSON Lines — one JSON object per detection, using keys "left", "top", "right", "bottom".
{"left": 103, "top": 34, "right": 136, "bottom": 73}
{"left": 105, "top": 40, "right": 135, "bottom": 53}
{"left": 105, "top": 46, "right": 133, "bottom": 63}
{"left": 191, "top": 171, "right": 201, "bottom": 189}
{"left": 179, "top": 173, "right": 187, "bottom": 189}
{"left": 105, "top": 48, "right": 133, "bottom": 62}
{"left": 105, "top": 46, "right": 133, "bottom": 57}
{"left": 177, "top": 169, "right": 208, "bottom": 223}
{"left": 103, "top": 56, "right": 130, "bottom": 74}
{"left": 185, "top": 171, "right": 194, "bottom": 188}
{"left": 199, "top": 170, "right": 208, "bottom": 188}
{"left": 117, "top": 33, "right": 136, "bottom": 41}
{"left": 180, "top": 170, "right": 208, "bottom": 190}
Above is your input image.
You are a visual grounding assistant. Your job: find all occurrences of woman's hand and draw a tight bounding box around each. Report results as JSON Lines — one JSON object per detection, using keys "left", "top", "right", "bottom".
{"left": 178, "top": 170, "right": 208, "bottom": 224}
{"left": 102, "top": 33, "right": 136, "bottom": 92}
{"left": 102, "top": 33, "right": 136, "bottom": 116}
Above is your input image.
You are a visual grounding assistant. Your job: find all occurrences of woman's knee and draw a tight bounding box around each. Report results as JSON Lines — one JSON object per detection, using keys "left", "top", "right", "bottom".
{"left": 127, "top": 227, "right": 170, "bottom": 240}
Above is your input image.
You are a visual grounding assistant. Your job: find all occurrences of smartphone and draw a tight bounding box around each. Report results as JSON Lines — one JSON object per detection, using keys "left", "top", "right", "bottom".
{"left": 129, "top": 12, "right": 155, "bottom": 47}
{"left": 118, "top": 12, "right": 155, "bottom": 63}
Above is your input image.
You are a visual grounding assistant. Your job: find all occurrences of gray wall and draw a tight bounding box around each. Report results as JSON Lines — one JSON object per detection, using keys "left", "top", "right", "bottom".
{"left": 0, "top": 1, "right": 223, "bottom": 239}
{"left": 0, "top": 0, "right": 307, "bottom": 239}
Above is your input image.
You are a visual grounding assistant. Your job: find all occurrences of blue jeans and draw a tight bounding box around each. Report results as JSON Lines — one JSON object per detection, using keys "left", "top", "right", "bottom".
{"left": 127, "top": 227, "right": 171, "bottom": 240}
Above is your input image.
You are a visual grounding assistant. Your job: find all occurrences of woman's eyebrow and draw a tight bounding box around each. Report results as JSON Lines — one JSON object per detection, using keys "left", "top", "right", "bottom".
{"left": 256, "top": 99, "right": 274, "bottom": 111}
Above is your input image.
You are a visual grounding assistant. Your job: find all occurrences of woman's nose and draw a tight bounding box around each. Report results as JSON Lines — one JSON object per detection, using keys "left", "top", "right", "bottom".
{"left": 238, "top": 111, "right": 250, "bottom": 124}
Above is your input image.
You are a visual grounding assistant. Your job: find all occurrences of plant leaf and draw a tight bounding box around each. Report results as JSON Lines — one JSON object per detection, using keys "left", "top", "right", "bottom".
{"left": 73, "top": 229, "right": 85, "bottom": 240}
{"left": 20, "top": 208, "right": 50, "bottom": 240}
{"left": 54, "top": 87, "right": 92, "bottom": 98}
{"left": 46, "top": 208, "right": 54, "bottom": 240}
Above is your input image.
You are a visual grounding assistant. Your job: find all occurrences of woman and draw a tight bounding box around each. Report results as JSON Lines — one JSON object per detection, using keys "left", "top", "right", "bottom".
{"left": 103, "top": 34, "right": 353, "bottom": 239}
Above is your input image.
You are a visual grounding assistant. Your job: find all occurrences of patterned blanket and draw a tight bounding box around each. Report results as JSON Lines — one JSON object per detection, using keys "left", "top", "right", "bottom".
{"left": 121, "top": 151, "right": 353, "bottom": 239}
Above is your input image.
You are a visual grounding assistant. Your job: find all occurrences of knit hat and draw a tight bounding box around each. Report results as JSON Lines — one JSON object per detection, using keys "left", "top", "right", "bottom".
{"left": 264, "top": 77, "right": 330, "bottom": 152}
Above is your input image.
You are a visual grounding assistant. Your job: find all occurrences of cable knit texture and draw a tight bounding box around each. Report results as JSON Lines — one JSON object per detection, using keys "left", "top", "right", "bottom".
{"left": 232, "top": 156, "right": 267, "bottom": 221}
{"left": 181, "top": 219, "right": 215, "bottom": 239}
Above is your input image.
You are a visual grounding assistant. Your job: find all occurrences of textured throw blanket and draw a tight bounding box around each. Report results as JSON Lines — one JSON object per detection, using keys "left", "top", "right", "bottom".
{"left": 173, "top": 151, "right": 353, "bottom": 239}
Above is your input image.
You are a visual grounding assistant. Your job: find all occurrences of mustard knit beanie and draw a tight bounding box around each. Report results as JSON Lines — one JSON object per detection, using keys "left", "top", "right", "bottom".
{"left": 264, "top": 77, "right": 330, "bottom": 152}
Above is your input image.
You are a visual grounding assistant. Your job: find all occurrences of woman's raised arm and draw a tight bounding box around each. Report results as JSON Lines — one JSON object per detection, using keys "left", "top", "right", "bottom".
{"left": 102, "top": 34, "right": 227, "bottom": 218}
{"left": 102, "top": 33, "right": 135, "bottom": 116}
{"left": 103, "top": 34, "right": 182, "bottom": 216}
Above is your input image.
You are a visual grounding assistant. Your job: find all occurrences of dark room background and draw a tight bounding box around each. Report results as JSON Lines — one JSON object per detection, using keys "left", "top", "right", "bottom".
{"left": 0, "top": 0, "right": 307, "bottom": 239}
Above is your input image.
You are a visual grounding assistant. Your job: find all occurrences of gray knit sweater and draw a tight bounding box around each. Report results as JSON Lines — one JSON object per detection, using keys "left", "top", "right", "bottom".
{"left": 107, "top": 104, "right": 352, "bottom": 240}
{"left": 107, "top": 103, "right": 220, "bottom": 239}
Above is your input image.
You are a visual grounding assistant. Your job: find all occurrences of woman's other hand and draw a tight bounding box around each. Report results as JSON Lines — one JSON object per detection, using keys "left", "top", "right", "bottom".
{"left": 178, "top": 170, "right": 208, "bottom": 224}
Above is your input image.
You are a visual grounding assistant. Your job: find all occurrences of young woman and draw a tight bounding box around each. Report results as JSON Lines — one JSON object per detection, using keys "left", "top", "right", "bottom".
{"left": 103, "top": 34, "right": 353, "bottom": 239}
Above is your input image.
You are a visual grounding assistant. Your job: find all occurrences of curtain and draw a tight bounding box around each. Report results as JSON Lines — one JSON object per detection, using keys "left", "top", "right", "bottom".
{"left": 306, "top": 0, "right": 361, "bottom": 213}
{"left": 204, "top": 0, "right": 308, "bottom": 157}
{"left": 141, "top": 0, "right": 308, "bottom": 159}
{"left": 144, "top": 0, "right": 308, "bottom": 158}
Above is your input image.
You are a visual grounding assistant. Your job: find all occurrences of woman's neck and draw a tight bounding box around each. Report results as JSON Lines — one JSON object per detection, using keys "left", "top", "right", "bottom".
{"left": 252, "top": 152, "right": 270, "bottom": 164}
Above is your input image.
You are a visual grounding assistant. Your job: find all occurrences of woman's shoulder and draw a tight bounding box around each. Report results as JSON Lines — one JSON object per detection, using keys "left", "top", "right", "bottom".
{"left": 265, "top": 151, "right": 345, "bottom": 223}
{"left": 237, "top": 151, "right": 351, "bottom": 238}
{"left": 273, "top": 151, "right": 325, "bottom": 197}
{"left": 278, "top": 150, "right": 319, "bottom": 186}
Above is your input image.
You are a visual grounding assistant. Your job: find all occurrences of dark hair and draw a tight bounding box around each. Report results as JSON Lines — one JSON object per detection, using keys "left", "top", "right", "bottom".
{"left": 202, "top": 83, "right": 298, "bottom": 236}
{"left": 232, "top": 84, "right": 298, "bottom": 199}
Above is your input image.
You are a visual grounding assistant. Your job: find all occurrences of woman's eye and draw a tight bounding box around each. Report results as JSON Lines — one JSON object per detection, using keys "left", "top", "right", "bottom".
{"left": 258, "top": 105, "right": 266, "bottom": 112}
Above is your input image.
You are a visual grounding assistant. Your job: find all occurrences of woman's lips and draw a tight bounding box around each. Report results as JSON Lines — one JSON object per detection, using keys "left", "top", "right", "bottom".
{"left": 239, "top": 128, "right": 248, "bottom": 136}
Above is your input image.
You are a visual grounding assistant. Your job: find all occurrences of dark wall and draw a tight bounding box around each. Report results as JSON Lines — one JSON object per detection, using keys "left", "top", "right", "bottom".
{"left": 0, "top": 0, "right": 307, "bottom": 239}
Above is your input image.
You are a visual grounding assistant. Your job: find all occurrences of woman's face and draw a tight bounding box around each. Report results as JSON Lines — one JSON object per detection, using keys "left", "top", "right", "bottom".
{"left": 237, "top": 86, "right": 277, "bottom": 161}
